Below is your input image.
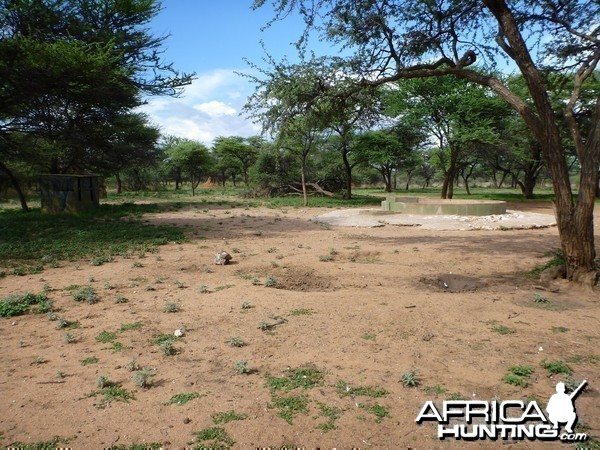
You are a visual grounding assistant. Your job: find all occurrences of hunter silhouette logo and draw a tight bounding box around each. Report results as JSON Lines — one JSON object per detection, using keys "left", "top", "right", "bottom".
{"left": 416, "top": 380, "right": 589, "bottom": 442}
{"left": 546, "top": 380, "right": 586, "bottom": 434}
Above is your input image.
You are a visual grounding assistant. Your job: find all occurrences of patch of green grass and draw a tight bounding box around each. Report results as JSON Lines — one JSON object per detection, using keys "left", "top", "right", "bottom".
{"left": 87, "top": 384, "right": 136, "bottom": 408}
{"left": 0, "top": 205, "right": 186, "bottom": 273}
{"left": 132, "top": 367, "right": 156, "bottom": 389}
{"left": 234, "top": 359, "right": 252, "bottom": 374}
{"left": 265, "top": 367, "right": 325, "bottom": 394}
{"left": 72, "top": 286, "right": 99, "bottom": 304}
{"left": 361, "top": 333, "right": 377, "bottom": 341}
{"left": 152, "top": 333, "right": 181, "bottom": 356}
{"left": 423, "top": 385, "right": 447, "bottom": 396}
{"left": 551, "top": 326, "right": 570, "bottom": 333}
{"left": 0, "top": 292, "right": 51, "bottom": 317}
{"left": 96, "top": 331, "right": 117, "bottom": 343}
{"left": 56, "top": 319, "right": 80, "bottom": 329}
{"left": 163, "top": 302, "right": 180, "bottom": 313}
{"left": 532, "top": 293, "right": 549, "bottom": 303}
{"left": 565, "top": 354, "right": 599, "bottom": 365}
{"left": 228, "top": 336, "right": 245, "bottom": 347}
{"left": 80, "top": 356, "right": 99, "bottom": 366}
{"left": 446, "top": 392, "right": 467, "bottom": 401}
{"left": 541, "top": 359, "right": 572, "bottom": 376}
{"left": 315, "top": 402, "right": 343, "bottom": 433}
{"left": 269, "top": 394, "right": 310, "bottom": 424}
{"left": 526, "top": 249, "right": 565, "bottom": 279}
{"left": 192, "top": 427, "right": 235, "bottom": 448}
{"left": 212, "top": 410, "right": 249, "bottom": 424}
{"left": 105, "top": 444, "right": 163, "bottom": 450}
{"left": 335, "top": 381, "right": 388, "bottom": 398}
{"left": 502, "top": 365, "right": 534, "bottom": 387}
{"left": 163, "top": 392, "right": 203, "bottom": 406}
{"left": 118, "top": 322, "right": 143, "bottom": 332}
{"left": 6, "top": 436, "right": 71, "bottom": 450}
{"left": 491, "top": 325, "right": 516, "bottom": 335}
{"left": 361, "top": 403, "right": 390, "bottom": 423}
{"left": 289, "top": 308, "right": 314, "bottom": 316}
{"left": 110, "top": 341, "right": 127, "bottom": 352}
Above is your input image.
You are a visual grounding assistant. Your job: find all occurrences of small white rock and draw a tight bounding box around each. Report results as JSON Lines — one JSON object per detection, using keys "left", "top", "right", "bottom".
{"left": 538, "top": 346, "right": 543, "bottom": 352}
{"left": 174, "top": 329, "right": 185, "bottom": 337}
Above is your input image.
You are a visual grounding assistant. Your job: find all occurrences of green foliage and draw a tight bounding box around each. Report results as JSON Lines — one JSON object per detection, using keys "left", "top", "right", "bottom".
{"left": 268, "top": 394, "right": 310, "bottom": 424}
{"left": 228, "top": 336, "right": 246, "bottom": 347}
{"left": 163, "top": 302, "right": 180, "bottom": 313}
{"left": 0, "top": 292, "right": 50, "bottom": 317}
{"left": 502, "top": 365, "right": 534, "bottom": 387}
{"left": 72, "top": 286, "right": 99, "bottom": 304}
{"left": 118, "top": 322, "right": 143, "bottom": 332}
{"left": 96, "top": 331, "right": 118, "bottom": 343}
{"left": 0, "top": 206, "right": 185, "bottom": 271}
{"left": 400, "top": 370, "right": 421, "bottom": 387}
{"left": 212, "top": 410, "right": 249, "bottom": 424}
{"left": 265, "top": 367, "right": 325, "bottom": 394}
{"left": 5, "top": 436, "right": 71, "bottom": 450}
{"left": 316, "top": 402, "right": 343, "bottom": 432}
{"left": 132, "top": 367, "right": 156, "bottom": 389}
{"left": 234, "top": 360, "right": 252, "bottom": 374}
{"left": 528, "top": 250, "right": 566, "bottom": 278}
{"left": 492, "top": 325, "right": 517, "bottom": 335}
{"left": 289, "top": 308, "right": 314, "bottom": 316}
{"left": 162, "top": 392, "right": 203, "bottom": 406}
{"left": 80, "top": 356, "right": 99, "bottom": 366}
{"left": 335, "top": 381, "right": 388, "bottom": 398}
{"left": 541, "top": 359, "right": 573, "bottom": 376}
{"left": 192, "top": 427, "right": 235, "bottom": 448}
{"left": 361, "top": 403, "right": 390, "bottom": 423}
{"left": 88, "top": 385, "right": 136, "bottom": 408}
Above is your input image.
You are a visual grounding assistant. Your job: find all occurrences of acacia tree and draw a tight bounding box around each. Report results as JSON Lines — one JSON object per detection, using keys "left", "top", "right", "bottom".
{"left": 254, "top": 0, "right": 600, "bottom": 282}
{"left": 244, "top": 57, "right": 332, "bottom": 206}
{"left": 0, "top": 0, "right": 193, "bottom": 209}
{"left": 384, "top": 75, "right": 510, "bottom": 198}
{"left": 354, "top": 125, "right": 425, "bottom": 192}
{"left": 166, "top": 140, "right": 213, "bottom": 196}
{"left": 212, "top": 136, "right": 259, "bottom": 186}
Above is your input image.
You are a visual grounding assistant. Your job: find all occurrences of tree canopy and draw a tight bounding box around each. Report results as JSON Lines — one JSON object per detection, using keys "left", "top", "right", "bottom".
{"left": 253, "top": 0, "right": 600, "bottom": 282}
{"left": 0, "top": 0, "right": 193, "bottom": 209}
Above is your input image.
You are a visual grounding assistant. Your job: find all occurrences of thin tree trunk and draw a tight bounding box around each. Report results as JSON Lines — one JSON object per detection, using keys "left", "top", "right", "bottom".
{"left": 0, "top": 161, "right": 29, "bottom": 211}
{"left": 342, "top": 146, "right": 353, "bottom": 199}
{"left": 300, "top": 160, "right": 308, "bottom": 207}
{"left": 115, "top": 172, "right": 122, "bottom": 194}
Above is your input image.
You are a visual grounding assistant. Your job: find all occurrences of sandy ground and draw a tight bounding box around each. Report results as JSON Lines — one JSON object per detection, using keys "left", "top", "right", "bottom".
{"left": 0, "top": 201, "right": 598, "bottom": 449}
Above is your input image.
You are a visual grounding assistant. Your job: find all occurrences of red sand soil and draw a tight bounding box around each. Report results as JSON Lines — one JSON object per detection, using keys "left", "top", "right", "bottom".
{"left": 0, "top": 201, "right": 598, "bottom": 449}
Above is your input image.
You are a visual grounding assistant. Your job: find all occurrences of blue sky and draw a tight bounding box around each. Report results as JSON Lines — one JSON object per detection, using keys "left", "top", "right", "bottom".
{"left": 139, "top": 0, "right": 312, "bottom": 145}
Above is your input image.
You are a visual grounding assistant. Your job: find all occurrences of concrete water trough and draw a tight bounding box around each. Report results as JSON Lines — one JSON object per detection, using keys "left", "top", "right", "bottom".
{"left": 381, "top": 196, "right": 507, "bottom": 216}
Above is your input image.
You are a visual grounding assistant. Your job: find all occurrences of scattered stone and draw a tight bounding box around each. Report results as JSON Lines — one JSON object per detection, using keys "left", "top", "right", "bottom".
{"left": 214, "top": 251, "right": 232, "bottom": 265}
{"left": 174, "top": 329, "right": 185, "bottom": 337}
{"left": 183, "top": 417, "right": 191, "bottom": 424}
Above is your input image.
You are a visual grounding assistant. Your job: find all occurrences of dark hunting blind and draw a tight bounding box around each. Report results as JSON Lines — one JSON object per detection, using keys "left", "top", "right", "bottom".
{"left": 39, "top": 174, "right": 101, "bottom": 213}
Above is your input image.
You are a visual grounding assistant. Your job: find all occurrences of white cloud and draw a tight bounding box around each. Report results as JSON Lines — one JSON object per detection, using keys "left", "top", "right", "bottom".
{"left": 193, "top": 101, "right": 237, "bottom": 116}
{"left": 137, "top": 68, "right": 261, "bottom": 145}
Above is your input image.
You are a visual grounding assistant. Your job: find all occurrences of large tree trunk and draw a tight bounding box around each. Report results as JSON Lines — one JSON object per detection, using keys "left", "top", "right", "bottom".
{"left": 0, "top": 161, "right": 29, "bottom": 211}
{"left": 479, "top": 0, "right": 599, "bottom": 282}
{"left": 300, "top": 159, "right": 308, "bottom": 207}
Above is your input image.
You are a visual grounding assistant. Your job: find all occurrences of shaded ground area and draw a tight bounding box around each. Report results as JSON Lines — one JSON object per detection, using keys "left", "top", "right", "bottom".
{"left": 0, "top": 201, "right": 598, "bottom": 449}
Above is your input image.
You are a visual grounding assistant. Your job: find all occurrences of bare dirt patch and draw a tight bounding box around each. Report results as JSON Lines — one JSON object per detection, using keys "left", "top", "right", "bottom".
{"left": 0, "top": 201, "right": 598, "bottom": 449}
{"left": 419, "top": 274, "right": 488, "bottom": 293}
